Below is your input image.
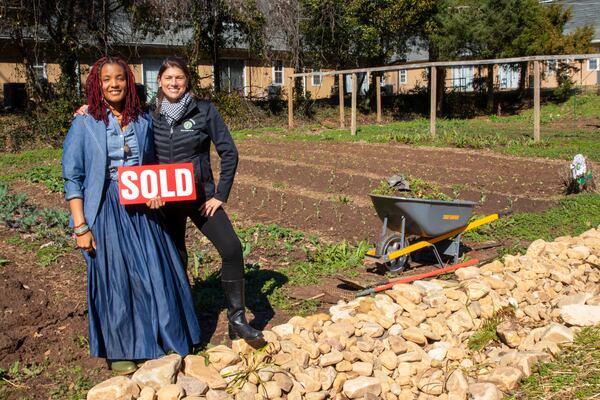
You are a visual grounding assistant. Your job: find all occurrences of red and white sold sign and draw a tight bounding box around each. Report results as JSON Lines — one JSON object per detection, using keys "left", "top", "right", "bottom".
{"left": 118, "top": 163, "right": 196, "bottom": 205}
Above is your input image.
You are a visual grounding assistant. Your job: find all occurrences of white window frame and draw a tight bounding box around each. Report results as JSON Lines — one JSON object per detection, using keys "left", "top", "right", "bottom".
{"left": 33, "top": 62, "right": 47, "bottom": 81}
{"left": 398, "top": 69, "right": 407, "bottom": 85}
{"left": 452, "top": 65, "right": 474, "bottom": 91}
{"left": 272, "top": 60, "right": 284, "bottom": 86}
{"left": 546, "top": 60, "right": 557, "bottom": 75}
{"left": 312, "top": 70, "right": 322, "bottom": 87}
{"left": 588, "top": 58, "right": 599, "bottom": 71}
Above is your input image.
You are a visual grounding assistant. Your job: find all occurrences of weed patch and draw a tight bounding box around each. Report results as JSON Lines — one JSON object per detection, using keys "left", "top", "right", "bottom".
{"left": 468, "top": 307, "right": 515, "bottom": 351}
{"left": 467, "top": 193, "right": 600, "bottom": 244}
{"left": 0, "top": 183, "right": 71, "bottom": 266}
{"left": 512, "top": 325, "right": 600, "bottom": 400}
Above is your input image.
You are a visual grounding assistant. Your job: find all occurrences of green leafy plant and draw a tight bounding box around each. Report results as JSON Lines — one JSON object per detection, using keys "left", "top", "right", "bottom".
{"left": 468, "top": 306, "right": 515, "bottom": 351}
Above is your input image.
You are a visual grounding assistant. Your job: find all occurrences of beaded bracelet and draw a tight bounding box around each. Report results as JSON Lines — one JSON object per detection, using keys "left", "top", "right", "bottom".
{"left": 74, "top": 224, "right": 90, "bottom": 236}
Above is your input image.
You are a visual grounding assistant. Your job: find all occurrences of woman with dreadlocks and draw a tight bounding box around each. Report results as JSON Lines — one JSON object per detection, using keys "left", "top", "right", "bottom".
{"left": 62, "top": 56, "right": 200, "bottom": 374}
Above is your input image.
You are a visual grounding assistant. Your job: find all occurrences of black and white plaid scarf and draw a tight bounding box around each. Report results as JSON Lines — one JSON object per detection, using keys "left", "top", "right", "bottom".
{"left": 158, "top": 91, "right": 192, "bottom": 126}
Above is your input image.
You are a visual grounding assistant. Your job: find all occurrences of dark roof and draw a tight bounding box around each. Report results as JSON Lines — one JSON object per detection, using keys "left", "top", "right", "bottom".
{"left": 553, "top": 0, "right": 600, "bottom": 43}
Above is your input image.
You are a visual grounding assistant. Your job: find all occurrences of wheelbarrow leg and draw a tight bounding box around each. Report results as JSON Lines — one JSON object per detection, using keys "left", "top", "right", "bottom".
{"left": 431, "top": 245, "right": 445, "bottom": 269}
{"left": 376, "top": 217, "right": 389, "bottom": 254}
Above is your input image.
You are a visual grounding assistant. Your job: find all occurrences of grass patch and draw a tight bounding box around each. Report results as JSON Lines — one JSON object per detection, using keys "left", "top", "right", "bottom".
{"left": 467, "top": 193, "right": 600, "bottom": 244}
{"left": 189, "top": 222, "right": 367, "bottom": 315}
{"left": 284, "top": 240, "right": 369, "bottom": 286}
{"left": 511, "top": 325, "right": 600, "bottom": 400}
{"left": 468, "top": 306, "right": 515, "bottom": 351}
{"left": 230, "top": 93, "right": 600, "bottom": 161}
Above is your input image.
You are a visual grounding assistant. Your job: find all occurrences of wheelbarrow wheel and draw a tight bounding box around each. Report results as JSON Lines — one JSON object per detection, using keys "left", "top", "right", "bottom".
{"left": 377, "top": 233, "right": 409, "bottom": 273}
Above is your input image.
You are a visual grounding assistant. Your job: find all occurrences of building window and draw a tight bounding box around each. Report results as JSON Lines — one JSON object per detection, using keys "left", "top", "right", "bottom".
{"left": 451, "top": 66, "right": 474, "bottom": 91}
{"left": 272, "top": 60, "right": 283, "bottom": 85}
{"left": 33, "top": 63, "right": 47, "bottom": 81}
{"left": 312, "top": 70, "right": 322, "bottom": 86}
{"left": 546, "top": 60, "right": 557, "bottom": 75}
{"left": 589, "top": 58, "right": 599, "bottom": 71}
{"left": 399, "top": 69, "right": 407, "bottom": 85}
{"left": 220, "top": 59, "right": 245, "bottom": 94}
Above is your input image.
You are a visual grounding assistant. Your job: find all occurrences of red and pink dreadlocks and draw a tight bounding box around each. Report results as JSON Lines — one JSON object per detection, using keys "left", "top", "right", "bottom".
{"left": 86, "top": 56, "right": 142, "bottom": 126}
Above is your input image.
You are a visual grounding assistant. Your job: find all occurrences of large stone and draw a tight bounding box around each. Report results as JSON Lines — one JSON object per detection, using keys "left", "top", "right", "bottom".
{"left": 389, "top": 335, "right": 408, "bottom": 355}
{"left": 402, "top": 327, "right": 427, "bottom": 346}
{"left": 480, "top": 260, "right": 504, "bottom": 274}
{"left": 455, "top": 266, "right": 481, "bottom": 281}
{"left": 262, "top": 381, "right": 282, "bottom": 399}
{"left": 320, "top": 351, "right": 344, "bottom": 367}
{"left": 566, "top": 245, "right": 591, "bottom": 260}
{"left": 557, "top": 293, "right": 593, "bottom": 307}
{"left": 445, "top": 369, "right": 468, "bottom": 393}
{"left": 416, "top": 369, "right": 444, "bottom": 395}
{"left": 481, "top": 366, "right": 523, "bottom": 391}
{"left": 273, "top": 372, "right": 294, "bottom": 393}
{"left": 319, "top": 366, "right": 337, "bottom": 391}
{"left": 322, "top": 322, "right": 355, "bottom": 338}
{"left": 177, "top": 375, "right": 208, "bottom": 396}
{"left": 462, "top": 281, "right": 491, "bottom": 301}
{"left": 294, "top": 372, "right": 321, "bottom": 392}
{"left": 156, "top": 384, "right": 184, "bottom": 400}
{"left": 132, "top": 354, "right": 182, "bottom": 390}
{"left": 352, "top": 361, "right": 374, "bottom": 376}
{"left": 445, "top": 309, "right": 474, "bottom": 335}
{"left": 183, "top": 355, "right": 228, "bottom": 390}
{"left": 380, "top": 350, "right": 399, "bottom": 370}
{"left": 540, "top": 323, "right": 574, "bottom": 344}
{"left": 526, "top": 239, "right": 547, "bottom": 258}
{"left": 560, "top": 304, "right": 600, "bottom": 326}
{"left": 343, "top": 376, "right": 382, "bottom": 399}
{"left": 390, "top": 284, "right": 423, "bottom": 304}
{"left": 412, "top": 280, "right": 443, "bottom": 296}
{"left": 272, "top": 323, "right": 295, "bottom": 338}
{"left": 398, "top": 351, "right": 422, "bottom": 363}
{"left": 467, "top": 382, "right": 502, "bottom": 400}
{"left": 87, "top": 376, "right": 140, "bottom": 400}
{"left": 207, "top": 345, "right": 242, "bottom": 371}
{"left": 138, "top": 387, "right": 156, "bottom": 400}
{"left": 362, "top": 322, "right": 385, "bottom": 338}
{"left": 205, "top": 390, "right": 230, "bottom": 400}
{"left": 496, "top": 320, "right": 522, "bottom": 348}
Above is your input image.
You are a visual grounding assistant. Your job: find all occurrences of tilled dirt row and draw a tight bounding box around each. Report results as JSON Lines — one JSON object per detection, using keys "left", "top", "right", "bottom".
{"left": 237, "top": 140, "right": 568, "bottom": 199}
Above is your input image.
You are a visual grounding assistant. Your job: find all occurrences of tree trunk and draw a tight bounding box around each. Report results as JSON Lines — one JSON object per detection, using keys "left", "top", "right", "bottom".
{"left": 486, "top": 64, "right": 494, "bottom": 113}
{"left": 518, "top": 61, "right": 528, "bottom": 97}
{"left": 436, "top": 68, "right": 446, "bottom": 116}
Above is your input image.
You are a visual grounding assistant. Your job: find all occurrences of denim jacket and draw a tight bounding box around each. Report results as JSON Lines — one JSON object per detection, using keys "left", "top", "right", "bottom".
{"left": 62, "top": 114, "right": 154, "bottom": 228}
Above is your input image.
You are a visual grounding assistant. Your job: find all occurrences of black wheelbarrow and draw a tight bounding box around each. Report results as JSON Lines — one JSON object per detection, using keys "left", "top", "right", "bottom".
{"left": 365, "top": 194, "right": 503, "bottom": 272}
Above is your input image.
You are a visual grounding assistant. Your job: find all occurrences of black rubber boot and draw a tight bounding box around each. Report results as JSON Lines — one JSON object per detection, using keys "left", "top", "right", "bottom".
{"left": 222, "top": 279, "right": 263, "bottom": 341}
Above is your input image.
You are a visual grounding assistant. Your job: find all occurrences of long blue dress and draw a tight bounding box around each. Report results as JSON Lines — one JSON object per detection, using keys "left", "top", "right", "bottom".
{"left": 81, "top": 114, "right": 201, "bottom": 360}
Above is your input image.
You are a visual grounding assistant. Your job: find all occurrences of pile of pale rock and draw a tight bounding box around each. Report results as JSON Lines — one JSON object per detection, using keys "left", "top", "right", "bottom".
{"left": 88, "top": 227, "right": 600, "bottom": 400}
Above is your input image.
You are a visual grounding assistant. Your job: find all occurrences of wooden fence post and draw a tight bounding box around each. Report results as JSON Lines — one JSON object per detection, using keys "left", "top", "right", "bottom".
{"left": 430, "top": 66, "right": 437, "bottom": 137}
{"left": 376, "top": 75, "right": 382, "bottom": 123}
{"left": 533, "top": 60, "right": 541, "bottom": 142}
{"left": 287, "top": 76, "right": 294, "bottom": 129}
{"left": 339, "top": 73, "right": 345, "bottom": 129}
{"left": 351, "top": 73, "right": 357, "bottom": 136}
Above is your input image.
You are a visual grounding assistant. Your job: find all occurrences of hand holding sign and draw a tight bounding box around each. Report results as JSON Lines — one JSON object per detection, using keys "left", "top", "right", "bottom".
{"left": 118, "top": 163, "right": 196, "bottom": 205}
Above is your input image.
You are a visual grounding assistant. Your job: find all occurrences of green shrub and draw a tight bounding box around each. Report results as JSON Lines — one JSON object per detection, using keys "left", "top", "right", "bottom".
{"left": 31, "top": 97, "right": 78, "bottom": 148}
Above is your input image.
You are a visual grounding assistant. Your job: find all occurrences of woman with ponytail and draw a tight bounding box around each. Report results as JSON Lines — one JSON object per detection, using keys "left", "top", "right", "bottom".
{"left": 62, "top": 56, "right": 200, "bottom": 374}
{"left": 149, "top": 57, "right": 263, "bottom": 342}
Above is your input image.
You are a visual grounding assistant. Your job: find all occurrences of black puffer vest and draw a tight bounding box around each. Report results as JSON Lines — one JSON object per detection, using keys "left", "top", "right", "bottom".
{"left": 150, "top": 98, "right": 238, "bottom": 202}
